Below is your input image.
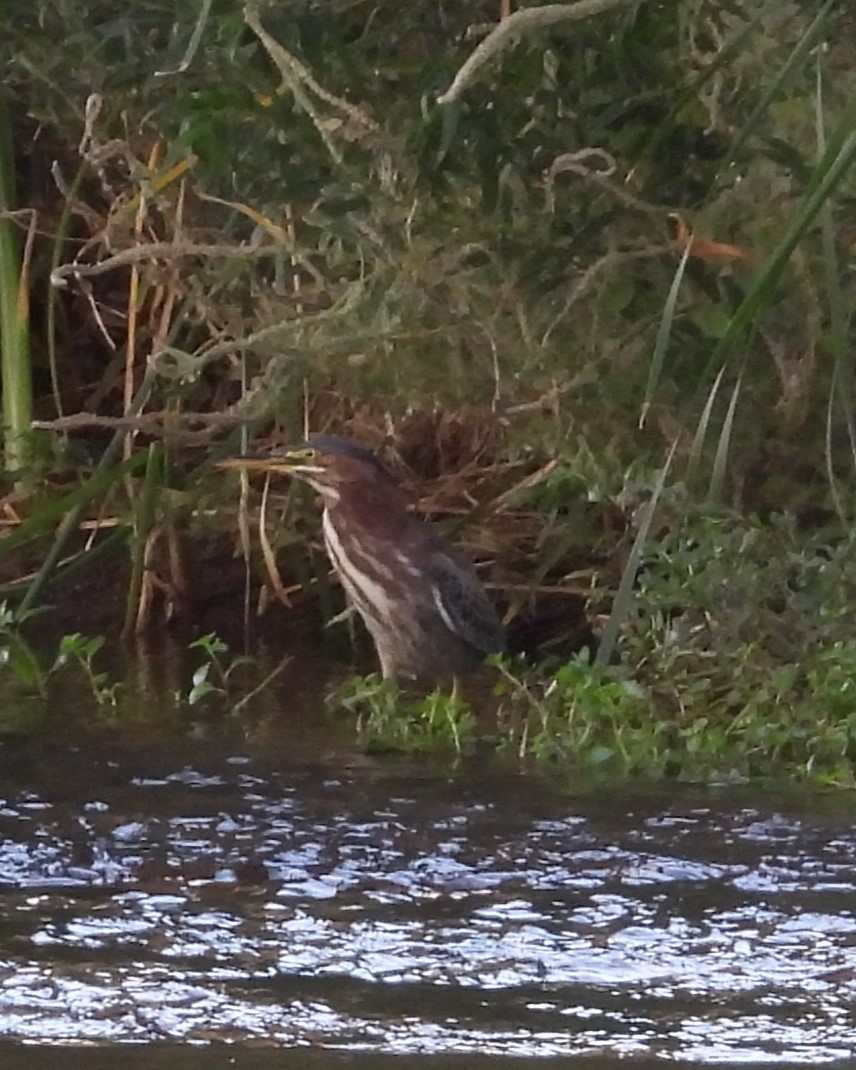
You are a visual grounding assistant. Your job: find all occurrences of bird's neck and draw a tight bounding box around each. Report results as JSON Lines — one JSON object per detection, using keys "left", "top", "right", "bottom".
{"left": 323, "top": 481, "right": 410, "bottom": 533}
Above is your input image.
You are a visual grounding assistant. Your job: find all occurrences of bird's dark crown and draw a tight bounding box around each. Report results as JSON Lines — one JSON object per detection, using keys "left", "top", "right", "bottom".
{"left": 295, "top": 435, "right": 380, "bottom": 464}
{"left": 289, "top": 435, "right": 395, "bottom": 480}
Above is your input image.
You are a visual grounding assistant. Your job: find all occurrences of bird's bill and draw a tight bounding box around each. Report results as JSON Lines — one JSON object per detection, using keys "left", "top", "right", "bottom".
{"left": 217, "top": 454, "right": 286, "bottom": 474}
{"left": 217, "top": 448, "right": 324, "bottom": 476}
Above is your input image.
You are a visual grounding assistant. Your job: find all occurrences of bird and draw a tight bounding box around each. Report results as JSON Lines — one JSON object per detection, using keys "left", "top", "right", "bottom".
{"left": 220, "top": 434, "right": 505, "bottom": 683}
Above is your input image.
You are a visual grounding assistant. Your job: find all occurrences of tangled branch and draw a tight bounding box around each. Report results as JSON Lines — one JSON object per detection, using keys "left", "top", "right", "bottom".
{"left": 438, "top": 0, "right": 652, "bottom": 106}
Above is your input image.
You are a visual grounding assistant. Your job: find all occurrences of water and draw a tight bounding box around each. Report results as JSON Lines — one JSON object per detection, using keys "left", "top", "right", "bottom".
{"left": 0, "top": 649, "right": 854, "bottom": 1067}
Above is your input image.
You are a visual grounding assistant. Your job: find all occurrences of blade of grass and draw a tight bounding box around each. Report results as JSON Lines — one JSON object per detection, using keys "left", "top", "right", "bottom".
{"left": 0, "top": 451, "right": 146, "bottom": 559}
{"left": 720, "top": 0, "right": 835, "bottom": 175}
{"left": 0, "top": 94, "right": 33, "bottom": 474}
{"left": 708, "top": 373, "right": 742, "bottom": 503}
{"left": 595, "top": 439, "right": 678, "bottom": 669}
{"left": 815, "top": 53, "right": 856, "bottom": 492}
{"left": 825, "top": 371, "right": 846, "bottom": 524}
{"left": 702, "top": 111, "right": 856, "bottom": 383}
{"left": 0, "top": 524, "right": 129, "bottom": 599}
{"left": 155, "top": 0, "right": 213, "bottom": 76}
{"left": 640, "top": 242, "right": 691, "bottom": 429}
{"left": 687, "top": 364, "right": 727, "bottom": 479}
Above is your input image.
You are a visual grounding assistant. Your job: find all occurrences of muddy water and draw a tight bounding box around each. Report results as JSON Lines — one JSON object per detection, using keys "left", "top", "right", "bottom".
{"left": 0, "top": 648, "right": 854, "bottom": 1068}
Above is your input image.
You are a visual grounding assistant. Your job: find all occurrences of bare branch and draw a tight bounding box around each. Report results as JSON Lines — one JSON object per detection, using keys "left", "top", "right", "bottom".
{"left": 50, "top": 240, "right": 297, "bottom": 286}
{"left": 31, "top": 410, "right": 242, "bottom": 445}
{"left": 438, "top": 0, "right": 650, "bottom": 106}
{"left": 243, "top": 3, "right": 378, "bottom": 164}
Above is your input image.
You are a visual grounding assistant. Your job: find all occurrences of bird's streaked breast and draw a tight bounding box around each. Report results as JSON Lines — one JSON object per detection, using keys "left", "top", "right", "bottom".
{"left": 322, "top": 509, "right": 395, "bottom": 625}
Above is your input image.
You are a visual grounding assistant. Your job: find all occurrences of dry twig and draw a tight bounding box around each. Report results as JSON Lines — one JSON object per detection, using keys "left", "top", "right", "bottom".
{"left": 438, "top": 0, "right": 653, "bottom": 106}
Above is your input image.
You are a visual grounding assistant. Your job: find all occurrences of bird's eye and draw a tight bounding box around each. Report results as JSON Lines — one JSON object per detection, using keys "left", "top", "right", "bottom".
{"left": 290, "top": 447, "right": 316, "bottom": 461}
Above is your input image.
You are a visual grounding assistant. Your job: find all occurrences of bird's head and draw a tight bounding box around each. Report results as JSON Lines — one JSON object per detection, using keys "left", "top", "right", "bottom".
{"left": 219, "top": 434, "right": 398, "bottom": 505}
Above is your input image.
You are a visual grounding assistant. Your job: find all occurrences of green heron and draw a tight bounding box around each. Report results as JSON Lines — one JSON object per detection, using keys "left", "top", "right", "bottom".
{"left": 221, "top": 434, "right": 505, "bottom": 682}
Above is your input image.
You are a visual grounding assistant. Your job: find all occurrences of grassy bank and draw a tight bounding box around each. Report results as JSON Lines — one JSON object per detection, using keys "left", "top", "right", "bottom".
{"left": 0, "top": 2, "right": 854, "bottom": 781}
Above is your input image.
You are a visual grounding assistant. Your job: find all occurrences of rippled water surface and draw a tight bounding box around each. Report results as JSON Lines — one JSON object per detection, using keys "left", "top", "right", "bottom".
{"left": 0, "top": 667, "right": 854, "bottom": 1068}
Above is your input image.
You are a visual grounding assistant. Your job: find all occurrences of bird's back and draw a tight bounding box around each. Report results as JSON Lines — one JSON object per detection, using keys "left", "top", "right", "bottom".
{"left": 402, "top": 514, "right": 505, "bottom": 660}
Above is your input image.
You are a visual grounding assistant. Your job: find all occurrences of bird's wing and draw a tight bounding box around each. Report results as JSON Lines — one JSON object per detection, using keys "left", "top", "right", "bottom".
{"left": 423, "top": 549, "right": 505, "bottom": 657}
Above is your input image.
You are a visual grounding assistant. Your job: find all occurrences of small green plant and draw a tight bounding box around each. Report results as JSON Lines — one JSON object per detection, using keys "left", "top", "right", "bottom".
{"left": 187, "top": 633, "right": 257, "bottom": 706}
{"left": 332, "top": 674, "right": 477, "bottom": 755}
{"left": 52, "top": 632, "right": 122, "bottom": 708}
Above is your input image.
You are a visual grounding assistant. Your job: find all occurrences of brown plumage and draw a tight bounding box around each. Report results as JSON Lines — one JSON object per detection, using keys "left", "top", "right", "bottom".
{"left": 222, "top": 434, "right": 505, "bottom": 682}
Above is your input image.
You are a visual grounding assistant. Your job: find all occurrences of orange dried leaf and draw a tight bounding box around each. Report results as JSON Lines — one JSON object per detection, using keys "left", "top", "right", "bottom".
{"left": 670, "top": 213, "right": 757, "bottom": 265}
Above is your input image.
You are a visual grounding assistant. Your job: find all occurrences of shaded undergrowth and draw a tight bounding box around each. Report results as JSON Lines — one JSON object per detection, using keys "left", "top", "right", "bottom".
{"left": 2, "top": 500, "right": 856, "bottom": 785}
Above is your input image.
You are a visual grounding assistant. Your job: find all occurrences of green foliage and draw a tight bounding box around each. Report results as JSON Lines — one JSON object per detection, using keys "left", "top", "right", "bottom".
{"left": 0, "top": 617, "right": 266, "bottom": 728}
{"left": 323, "top": 510, "right": 856, "bottom": 785}
{"left": 0, "top": 607, "right": 123, "bottom": 713}
{"left": 332, "top": 674, "right": 477, "bottom": 755}
{"left": 187, "top": 632, "right": 256, "bottom": 706}
{"left": 3, "top": 0, "right": 854, "bottom": 479}
{"left": 491, "top": 607, "right": 856, "bottom": 785}
{"left": 588, "top": 511, "right": 856, "bottom": 783}
{"left": 52, "top": 632, "right": 121, "bottom": 707}
{"left": 495, "top": 655, "right": 654, "bottom": 769}
{"left": 0, "top": 603, "right": 49, "bottom": 697}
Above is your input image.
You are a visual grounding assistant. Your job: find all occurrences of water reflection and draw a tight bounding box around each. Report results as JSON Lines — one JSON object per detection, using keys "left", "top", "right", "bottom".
{"left": 0, "top": 713, "right": 854, "bottom": 1066}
